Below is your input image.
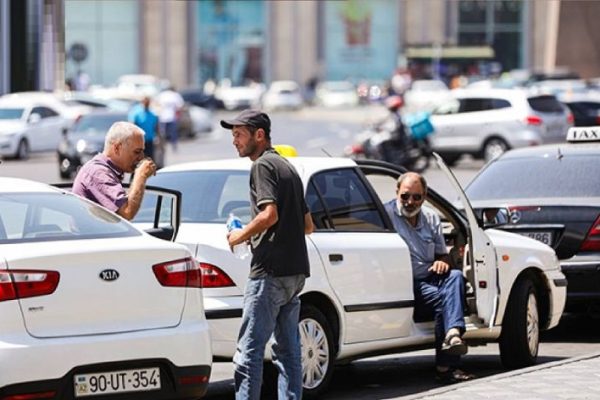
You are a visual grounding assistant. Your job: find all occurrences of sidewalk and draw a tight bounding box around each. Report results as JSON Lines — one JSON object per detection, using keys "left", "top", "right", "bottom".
{"left": 405, "top": 352, "right": 600, "bottom": 400}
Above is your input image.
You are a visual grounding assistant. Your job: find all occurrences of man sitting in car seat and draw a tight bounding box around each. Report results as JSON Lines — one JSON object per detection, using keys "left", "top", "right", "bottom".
{"left": 384, "top": 172, "right": 475, "bottom": 384}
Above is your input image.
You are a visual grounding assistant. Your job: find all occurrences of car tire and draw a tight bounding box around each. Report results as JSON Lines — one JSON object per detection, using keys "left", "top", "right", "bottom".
{"left": 439, "top": 153, "right": 461, "bottom": 167}
{"left": 299, "top": 303, "right": 335, "bottom": 398}
{"left": 16, "top": 139, "right": 30, "bottom": 160}
{"left": 260, "top": 303, "right": 335, "bottom": 398}
{"left": 499, "top": 277, "right": 539, "bottom": 369}
{"left": 483, "top": 138, "right": 509, "bottom": 162}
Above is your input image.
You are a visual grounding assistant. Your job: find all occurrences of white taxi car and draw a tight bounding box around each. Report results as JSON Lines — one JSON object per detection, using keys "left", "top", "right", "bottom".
{"left": 139, "top": 154, "right": 566, "bottom": 397}
{"left": 0, "top": 179, "right": 212, "bottom": 399}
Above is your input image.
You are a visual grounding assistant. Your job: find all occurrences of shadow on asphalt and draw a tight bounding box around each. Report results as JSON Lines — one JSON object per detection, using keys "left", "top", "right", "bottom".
{"left": 541, "top": 312, "right": 600, "bottom": 343}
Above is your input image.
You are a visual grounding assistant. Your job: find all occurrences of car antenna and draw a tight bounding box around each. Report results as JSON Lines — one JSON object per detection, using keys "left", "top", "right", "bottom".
{"left": 321, "top": 148, "right": 332, "bottom": 157}
{"left": 556, "top": 147, "right": 563, "bottom": 161}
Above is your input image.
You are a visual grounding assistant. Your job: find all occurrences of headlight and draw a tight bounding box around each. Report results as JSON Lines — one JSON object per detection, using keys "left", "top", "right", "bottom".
{"left": 76, "top": 139, "right": 88, "bottom": 153}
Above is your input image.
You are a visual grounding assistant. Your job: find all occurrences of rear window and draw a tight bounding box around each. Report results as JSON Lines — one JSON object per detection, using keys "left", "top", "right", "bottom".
{"left": 466, "top": 154, "right": 600, "bottom": 200}
{"left": 75, "top": 114, "right": 126, "bottom": 133}
{"left": 527, "top": 95, "right": 564, "bottom": 113}
{"left": 0, "top": 193, "right": 139, "bottom": 243}
{"left": 146, "top": 170, "right": 251, "bottom": 224}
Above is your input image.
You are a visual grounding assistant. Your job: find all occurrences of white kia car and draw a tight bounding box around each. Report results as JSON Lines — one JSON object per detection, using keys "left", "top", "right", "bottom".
{"left": 139, "top": 155, "right": 566, "bottom": 397}
{"left": 0, "top": 178, "right": 212, "bottom": 399}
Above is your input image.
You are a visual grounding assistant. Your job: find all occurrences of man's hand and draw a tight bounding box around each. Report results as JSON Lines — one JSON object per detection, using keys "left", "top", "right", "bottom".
{"left": 428, "top": 260, "right": 450, "bottom": 275}
{"left": 136, "top": 157, "right": 157, "bottom": 179}
{"left": 227, "top": 229, "right": 245, "bottom": 249}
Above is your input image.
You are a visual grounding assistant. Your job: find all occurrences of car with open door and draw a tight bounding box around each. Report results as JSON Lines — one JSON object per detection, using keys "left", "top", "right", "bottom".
{"left": 0, "top": 180, "right": 213, "bottom": 399}
{"left": 137, "top": 154, "right": 566, "bottom": 397}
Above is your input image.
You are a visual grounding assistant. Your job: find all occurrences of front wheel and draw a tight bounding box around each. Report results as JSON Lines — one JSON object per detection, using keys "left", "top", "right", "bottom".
{"left": 483, "top": 138, "right": 509, "bottom": 162}
{"left": 16, "top": 139, "right": 30, "bottom": 160}
{"left": 499, "top": 278, "right": 539, "bottom": 369}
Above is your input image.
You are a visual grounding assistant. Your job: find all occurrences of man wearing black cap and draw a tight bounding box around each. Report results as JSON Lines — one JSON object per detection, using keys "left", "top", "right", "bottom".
{"left": 221, "top": 109, "right": 314, "bottom": 400}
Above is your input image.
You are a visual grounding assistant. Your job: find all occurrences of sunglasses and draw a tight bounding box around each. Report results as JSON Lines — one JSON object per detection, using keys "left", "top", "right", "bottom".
{"left": 400, "top": 192, "right": 424, "bottom": 202}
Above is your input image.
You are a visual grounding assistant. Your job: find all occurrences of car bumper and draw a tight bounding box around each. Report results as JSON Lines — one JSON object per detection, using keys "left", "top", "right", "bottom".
{"left": 0, "top": 359, "right": 210, "bottom": 400}
{"left": 0, "top": 320, "right": 212, "bottom": 390}
{"left": 204, "top": 295, "right": 244, "bottom": 359}
{"left": 546, "top": 269, "right": 568, "bottom": 329}
{"left": 561, "top": 256, "right": 600, "bottom": 305}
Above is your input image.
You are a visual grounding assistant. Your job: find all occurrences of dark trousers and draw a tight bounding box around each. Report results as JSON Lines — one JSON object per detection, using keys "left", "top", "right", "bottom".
{"left": 144, "top": 140, "right": 154, "bottom": 160}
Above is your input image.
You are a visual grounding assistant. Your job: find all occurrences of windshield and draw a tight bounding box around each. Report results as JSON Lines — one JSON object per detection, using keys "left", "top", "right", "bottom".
{"left": 466, "top": 154, "right": 600, "bottom": 200}
{"left": 0, "top": 108, "right": 25, "bottom": 120}
{"left": 0, "top": 193, "right": 139, "bottom": 243}
{"left": 74, "top": 114, "right": 126, "bottom": 134}
{"left": 146, "top": 170, "right": 251, "bottom": 224}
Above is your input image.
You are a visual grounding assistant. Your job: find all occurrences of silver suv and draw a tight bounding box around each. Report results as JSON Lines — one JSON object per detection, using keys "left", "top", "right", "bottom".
{"left": 430, "top": 88, "right": 573, "bottom": 165}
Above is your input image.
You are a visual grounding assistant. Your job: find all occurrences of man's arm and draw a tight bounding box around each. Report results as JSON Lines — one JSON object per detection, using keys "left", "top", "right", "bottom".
{"left": 304, "top": 212, "right": 314, "bottom": 234}
{"left": 228, "top": 202, "right": 278, "bottom": 247}
{"left": 116, "top": 159, "right": 156, "bottom": 220}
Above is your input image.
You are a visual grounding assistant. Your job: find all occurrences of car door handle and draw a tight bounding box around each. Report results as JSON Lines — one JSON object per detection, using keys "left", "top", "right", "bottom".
{"left": 329, "top": 254, "right": 343, "bottom": 262}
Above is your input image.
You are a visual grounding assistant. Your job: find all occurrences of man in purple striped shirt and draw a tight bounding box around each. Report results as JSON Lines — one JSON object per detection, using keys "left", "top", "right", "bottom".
{"left": 72, "top": 121, "right": 156, "bottom": 220}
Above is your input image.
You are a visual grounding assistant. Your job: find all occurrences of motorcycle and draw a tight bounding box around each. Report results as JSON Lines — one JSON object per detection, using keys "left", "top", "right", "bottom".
{"left": 345, "top": 112, "right": 435, "bottom": 173}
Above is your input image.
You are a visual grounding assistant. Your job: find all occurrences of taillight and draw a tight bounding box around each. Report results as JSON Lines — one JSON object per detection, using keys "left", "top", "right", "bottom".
{"left": 153, "top": 257, "right": 202, "bottom": 288}
{"left": 580, "top": 215, "right": 600, "bottom": 252}
{"left": 0, "top": 270, "right": 60, "bottom": 302}
{"left": 567, "top": 112, "right": 574, "bottom": 124}
{"left": 199, "top": 262, "right": 235, "bottom": 288}
{"left": 595, "top": 115, "right": 600, "bottom": 125}
{"left": 525, "top": 115, "right": 543, "bottom": 125}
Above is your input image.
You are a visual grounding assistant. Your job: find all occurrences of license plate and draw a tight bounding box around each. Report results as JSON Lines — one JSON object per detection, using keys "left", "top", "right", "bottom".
{"left": 74, "top": 367, "right": 160, "bottom": 397}
{"left": 520, "top": 231, "right": 553, "bottom": 246}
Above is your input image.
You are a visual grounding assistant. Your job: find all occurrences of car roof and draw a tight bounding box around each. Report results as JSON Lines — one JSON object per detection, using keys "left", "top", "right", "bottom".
{"left": 0, "top": 177, "right": 60, "bottom": 193}
{"left": 158, "top": 156, "right": 358, "bottom": 179}
{"left": 492, "top": 141, "right": 600, "bottom": 160}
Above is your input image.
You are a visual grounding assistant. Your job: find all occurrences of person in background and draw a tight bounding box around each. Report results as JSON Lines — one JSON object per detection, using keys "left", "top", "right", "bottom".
{"left": 128, "top": 96, "right": 160, "bottom": 160}
{"left": 156, "top": 86, "right": 184, "bottom": 151}
{"left": 384, "top": 172, "right": 475, "bottom": 384}
{"left": 221, "top": 109, "right": 314, "bottom": 400}
{"left": 72, "top": 121, "right": 156, "bottom": 221}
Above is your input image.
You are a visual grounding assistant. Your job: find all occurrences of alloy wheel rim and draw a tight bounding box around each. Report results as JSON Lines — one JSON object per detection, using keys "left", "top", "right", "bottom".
{"left": 527, "top": 292, "right": 539, "bottom": 356}
{"left": 300, "top": 318, "right": 330, "bottom": 390}
{"left": 485, "top": 141, "right": 506, "bottom": 161}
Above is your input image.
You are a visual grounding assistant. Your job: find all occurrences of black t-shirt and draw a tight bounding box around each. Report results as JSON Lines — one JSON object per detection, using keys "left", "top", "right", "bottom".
{"left": 249, "top": 148, "right": 310, "bottom": 278}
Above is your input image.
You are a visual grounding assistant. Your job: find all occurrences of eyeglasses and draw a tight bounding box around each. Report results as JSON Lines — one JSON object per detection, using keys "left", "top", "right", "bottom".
{"left": 400, "top": 192, "right": 424, "bottom": 202}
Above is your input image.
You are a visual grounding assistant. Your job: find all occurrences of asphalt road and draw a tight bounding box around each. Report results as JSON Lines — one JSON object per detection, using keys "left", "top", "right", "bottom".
{"left": 3, "top": 105, "right": 598, "bottom": 399}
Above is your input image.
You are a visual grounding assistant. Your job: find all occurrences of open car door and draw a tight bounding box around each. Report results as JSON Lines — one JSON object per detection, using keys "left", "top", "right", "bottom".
{"left": 432, "top": 153, "right": 499, "bottom": 326}
{"left": 53, "top": 183, "right": 181, "bottom": 242}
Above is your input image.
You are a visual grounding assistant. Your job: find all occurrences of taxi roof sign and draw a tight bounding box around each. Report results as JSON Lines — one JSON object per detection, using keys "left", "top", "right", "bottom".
{"left": 274, "top": 144, "right": 298, "bottom": 157}
{"left": 566, "top": 126, "right": 600, "bottom": 142}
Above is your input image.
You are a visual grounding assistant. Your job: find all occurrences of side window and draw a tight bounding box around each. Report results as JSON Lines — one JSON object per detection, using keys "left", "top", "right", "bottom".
{"left": 459, "top": 98, "right": 488, "bottom": 113}
{"left": 491, "top": 98, "right": 511, "bottom": 109}
{"left": 31, "top": 106, "right": 57, "bottom": 119}
{"left": 307, "top": 168, "right": 386, "bottom": 232}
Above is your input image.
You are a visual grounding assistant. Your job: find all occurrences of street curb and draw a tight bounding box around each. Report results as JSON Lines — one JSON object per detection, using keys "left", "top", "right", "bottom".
{"left": 401, "top": 351, "right": 600, "bottom": 399}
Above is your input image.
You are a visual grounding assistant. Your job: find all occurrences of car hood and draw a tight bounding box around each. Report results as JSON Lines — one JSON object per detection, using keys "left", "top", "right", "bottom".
{"left": 0, "top": 120, "right": 26, "bottom": 134}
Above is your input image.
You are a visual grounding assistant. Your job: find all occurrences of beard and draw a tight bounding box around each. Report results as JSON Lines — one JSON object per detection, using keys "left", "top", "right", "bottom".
{"left": 397, "top": 199, "right": 421, "bottom": 218}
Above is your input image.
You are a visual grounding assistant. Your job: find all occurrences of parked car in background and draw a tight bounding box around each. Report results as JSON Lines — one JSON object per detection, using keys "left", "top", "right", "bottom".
{"left": 179, "top": 87, "right": 224, "bottom": 110}
{"left": 0, "top": 178, "right": 212, "bottom": 399}
{"left": 465, "top": 126, "right": 600, "bottom": 315}
{"left": 57, "top": 111, "right": 164, "bottom": 179}
{"left": 430, "top": 88, "right": 573, "bottom": 165}
{"left": 0, "top": 93, "right": 72, "bottom": 160}
{"left": 261, "top": 80, "right": 304, "bottom": 110}
{"left": 403, "top": 79, "right": 452, "bottom": 113}
{"left": 214, "top": 80, "right": 264, "bottom": 111}
{"left": 314, "top": 81, "right": 359, "bottom": 108}
{"left": 559, "top": 94, "right": 600, "bottom": 126}
{"left": 136, "top": 155, "right": 566, "bottom": 397}
{"left": 60, "top": 91, "right": 132, "bottom": 113}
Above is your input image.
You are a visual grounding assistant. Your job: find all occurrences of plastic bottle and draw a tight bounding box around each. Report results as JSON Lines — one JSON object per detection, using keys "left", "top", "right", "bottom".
{"left": 226, "top": 213, "right": 250, "bottom": 259}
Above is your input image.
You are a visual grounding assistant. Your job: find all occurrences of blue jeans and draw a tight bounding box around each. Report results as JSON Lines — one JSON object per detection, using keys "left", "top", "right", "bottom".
{"left": 234, "top": 274, "right": 306, "bottom": 400}
{"left": 414, "top": 269, "right": 466, "bottom": 368}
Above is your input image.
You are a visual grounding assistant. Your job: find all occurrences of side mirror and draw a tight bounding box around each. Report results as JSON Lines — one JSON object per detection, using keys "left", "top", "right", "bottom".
{"left": 477, "top": 207, "right": 510, "bottom": 228}
{"left": 28, "top": 113, "right": 41, "bottom": 124}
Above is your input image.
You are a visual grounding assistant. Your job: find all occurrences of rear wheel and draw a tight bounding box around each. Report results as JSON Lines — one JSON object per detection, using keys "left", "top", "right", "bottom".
{"left": 483, "top": 138, "right": 508, "bottom": 162}
{"left": 299, "top": 304, "right": 335, "bottom": 398}
{"left": 500, "top": 278, "right": 540, "bottom": 369}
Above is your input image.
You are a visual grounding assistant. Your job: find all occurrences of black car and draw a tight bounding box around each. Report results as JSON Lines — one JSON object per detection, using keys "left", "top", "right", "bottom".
{"left": 465, "top": 126, "right": 600, "bottom": 314}
{"left": 179, "top": 88, "right": 224, "bottom": 110}
{"left": 57, "top": 111, "right": 164, "bottom": 179}
{"left": 561, "top": 96, "right": 600, "bottom": 127}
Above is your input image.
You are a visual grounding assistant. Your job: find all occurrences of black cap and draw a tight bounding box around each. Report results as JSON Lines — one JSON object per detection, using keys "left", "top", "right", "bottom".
{"left": 220, "top": 109, "right": 271, "bottom": 132}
